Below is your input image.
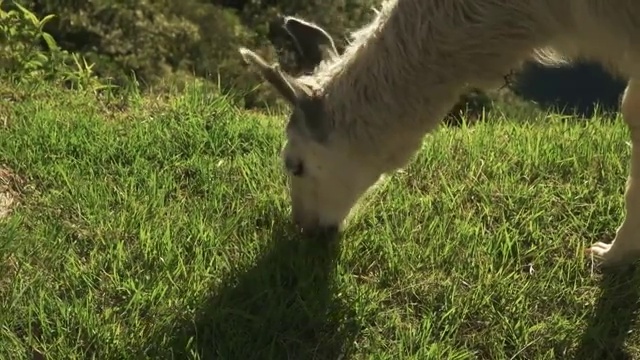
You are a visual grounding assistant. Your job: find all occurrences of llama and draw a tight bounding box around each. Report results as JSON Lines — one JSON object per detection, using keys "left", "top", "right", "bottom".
{"left": 239, "top": 0, "right": 640, "bottom": 265}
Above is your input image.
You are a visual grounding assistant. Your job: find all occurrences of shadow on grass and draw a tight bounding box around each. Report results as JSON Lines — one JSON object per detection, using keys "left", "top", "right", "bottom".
{"left": 165, "top": 220, "right": 359, "bottom": 360}
{"left": 572, "top": 264, "right": 640, "bottom": 360}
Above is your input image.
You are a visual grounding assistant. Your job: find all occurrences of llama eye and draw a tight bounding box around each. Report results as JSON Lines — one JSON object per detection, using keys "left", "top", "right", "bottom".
{"left": 285, "top": 156, "right": 305, "bottom": 177}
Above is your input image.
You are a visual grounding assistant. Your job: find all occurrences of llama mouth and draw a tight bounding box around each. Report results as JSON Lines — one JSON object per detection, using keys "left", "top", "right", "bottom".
{"left": 304, "top": 225, "right": 339, "bottom": 241}
{"left": 292, "top": 211, "right": 339, "bottom": 239}
{"left": 296, "top": 221, "right": 339, "bottom": 240}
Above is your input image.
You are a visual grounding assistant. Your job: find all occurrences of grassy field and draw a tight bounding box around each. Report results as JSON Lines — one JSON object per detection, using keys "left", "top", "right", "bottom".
{"left": 1, "top": 80, "right": 639, "bottom": 360}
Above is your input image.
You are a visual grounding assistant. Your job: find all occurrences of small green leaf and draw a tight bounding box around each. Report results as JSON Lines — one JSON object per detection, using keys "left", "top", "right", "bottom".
{"left": 39, "top": 14, "right": 56, "bottom": 30}
{"left": 36, "top": 52, "right": 49, "bottom": 62}
{"left": 13, "top": 3, "right": 39, "bottom": 27}
{"left": 41, "top": 32, "right": 58, "bottom": 50}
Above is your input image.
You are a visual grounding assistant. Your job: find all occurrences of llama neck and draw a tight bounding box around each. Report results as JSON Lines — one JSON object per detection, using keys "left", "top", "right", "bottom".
{"left": 322, "top": 0, "right": 545, "bottom": 159}
{"left": 324, "top": 18, "right": 463, "bottom": 139}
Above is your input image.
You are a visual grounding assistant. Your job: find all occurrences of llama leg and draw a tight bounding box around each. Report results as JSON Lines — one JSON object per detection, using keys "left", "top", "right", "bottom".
{"left": 588, "top": 79, "right": 640, "bottom": 265}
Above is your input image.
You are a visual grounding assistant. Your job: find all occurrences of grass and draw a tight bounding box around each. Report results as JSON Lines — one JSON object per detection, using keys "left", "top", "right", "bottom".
{"left": 1, "top": 80, "right": 639, "bottom": 360}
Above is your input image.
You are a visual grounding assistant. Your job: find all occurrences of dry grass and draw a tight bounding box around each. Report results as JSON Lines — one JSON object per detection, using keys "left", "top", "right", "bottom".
{"left": 0, "top": 166, "right": 22, "bottom": 219}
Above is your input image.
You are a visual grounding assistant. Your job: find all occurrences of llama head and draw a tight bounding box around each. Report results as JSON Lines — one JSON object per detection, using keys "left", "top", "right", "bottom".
{"left": 239, "top": 17, "right": 381, "bottom": 236}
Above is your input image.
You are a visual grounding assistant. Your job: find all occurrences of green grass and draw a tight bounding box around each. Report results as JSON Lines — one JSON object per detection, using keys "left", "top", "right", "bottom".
{"left": 1, "top": 80, "right": 639, "bottom": 360}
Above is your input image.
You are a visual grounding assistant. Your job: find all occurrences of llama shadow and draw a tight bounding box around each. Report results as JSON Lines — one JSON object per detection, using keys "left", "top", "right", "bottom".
{"left": 571, "top": 264, "right": 640, "bottom": 360}
{"left": 165, "top": 220, "right": 359, "bottom": 360}
{"left": 512, "top": 60, "right": 626, "bottom": 118}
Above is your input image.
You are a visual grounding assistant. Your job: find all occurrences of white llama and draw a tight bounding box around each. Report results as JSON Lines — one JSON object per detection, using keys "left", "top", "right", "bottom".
{"left": 239, "top": 1, "right": 640, "bottom": 265}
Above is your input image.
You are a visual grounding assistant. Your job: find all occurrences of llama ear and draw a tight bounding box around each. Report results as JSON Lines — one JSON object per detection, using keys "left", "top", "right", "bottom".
{"left": 239, "top": 47, "right": 311, "bottom": 104}
{"left": 281, "top": 16, "right": 339, "bottom": 71}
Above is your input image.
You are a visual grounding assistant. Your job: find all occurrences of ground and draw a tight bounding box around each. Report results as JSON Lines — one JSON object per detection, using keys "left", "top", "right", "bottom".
{"left": 0, "top": 81, "right": 639, "bottom": 360}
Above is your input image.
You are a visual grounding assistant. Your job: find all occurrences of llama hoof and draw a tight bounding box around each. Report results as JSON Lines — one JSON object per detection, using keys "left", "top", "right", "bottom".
{"left": 586, "top": 241, "right": 640, "bottom": 266}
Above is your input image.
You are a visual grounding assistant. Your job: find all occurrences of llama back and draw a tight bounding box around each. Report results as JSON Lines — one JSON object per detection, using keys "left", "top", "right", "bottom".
{"left": 534, "top": 0, "right": 640, "bottom": 74}
{"left": 296, "top": 0, "right": 640, "bottom": 126}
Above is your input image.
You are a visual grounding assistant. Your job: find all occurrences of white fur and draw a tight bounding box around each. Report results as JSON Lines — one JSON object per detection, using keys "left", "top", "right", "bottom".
{"left": 241, "top": 0, "right": 640, "bottom": 265}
